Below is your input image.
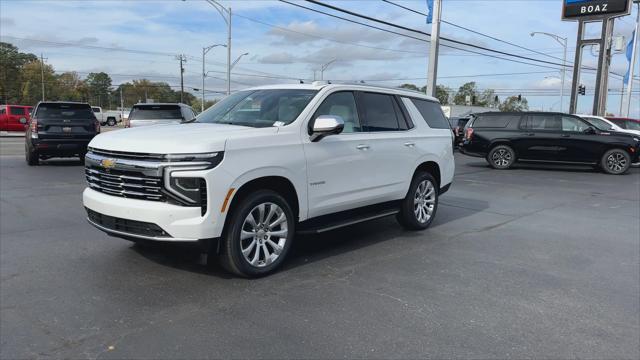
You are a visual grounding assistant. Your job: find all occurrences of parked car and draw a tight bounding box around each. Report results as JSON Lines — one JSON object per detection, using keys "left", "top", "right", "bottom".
{"left": 126, "top": 103, "right": 196, "bottom": 128}
{"left": 606, "top": 117, "right": 640, "bottom": 133}
{"left": 448, "top": 116, "right": 471, "bottom": 146}
{"left": 0, "top": 105, "right": 32, "bottom": 131}
{"left": 459, "top": 111, "right": 640, "bottom": 175}
{"left": 92, "top": 106, "right": 106, "bottom": 126}
{"left": 576, "top": 114, "right": 640, "bottom": 136}
{"left": 101, "top": 109, "right": 124, "bottom": 126}
{"left": 25, "top": 101, "right": 100, "bottom": 165}
{"left": 83, "top": 83, "right": 455, "bottom": 277}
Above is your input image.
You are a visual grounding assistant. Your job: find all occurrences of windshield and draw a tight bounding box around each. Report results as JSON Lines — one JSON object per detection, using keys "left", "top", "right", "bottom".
{"left": 35, "top": 103, "right": 95, "bottom": 120}
{"left": 195, "top": 89, "right": 318, "bottom": 128}
{"left": 582, "top": 117, "right": 613, "bottom": 131}
{"left": 130, "top": 105, "right": 182, "bottom": 120}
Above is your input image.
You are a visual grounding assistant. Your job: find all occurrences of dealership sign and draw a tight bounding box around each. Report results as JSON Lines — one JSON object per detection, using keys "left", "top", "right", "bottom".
{"left": 562, "top": 0, "right": 631, "bottom": 20}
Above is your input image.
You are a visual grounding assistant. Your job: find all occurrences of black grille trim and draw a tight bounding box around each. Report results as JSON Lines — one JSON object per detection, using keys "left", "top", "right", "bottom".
{"left": 86, "top": 208, "right": 171, "bottom": 238}
{"left": 88, "top": 147, "right": 166, "bottom": 161}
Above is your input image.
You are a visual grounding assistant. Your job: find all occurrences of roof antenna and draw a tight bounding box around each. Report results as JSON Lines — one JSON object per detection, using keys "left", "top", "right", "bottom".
{"left": 299, "top": 80, "right": 304, "bottom": 84}
{"left": 360, "top": 80, "right": 365, "bottom": 84}
{"left": 327, "top": 80, "right": 332, "bottom": 84}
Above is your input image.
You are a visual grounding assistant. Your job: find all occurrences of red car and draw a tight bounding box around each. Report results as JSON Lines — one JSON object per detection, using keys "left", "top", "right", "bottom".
{"left": 605, "top": 117, "right": 640, "bottom": 132}
{"left": 0, "top": 105, "right": 33, "bottom": 131}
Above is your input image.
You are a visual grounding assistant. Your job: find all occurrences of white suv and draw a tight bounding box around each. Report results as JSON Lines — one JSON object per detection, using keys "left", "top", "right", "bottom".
{"left": 83, "top": 83, "right": 455, "bottom": 277}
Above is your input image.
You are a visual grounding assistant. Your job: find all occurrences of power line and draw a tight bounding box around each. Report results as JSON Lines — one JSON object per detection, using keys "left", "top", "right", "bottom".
{"left": 382, "top": 0, "right": 568, "bottom": 63}
{"left": 303, "top": 0, "right": 571, "bottom": 68}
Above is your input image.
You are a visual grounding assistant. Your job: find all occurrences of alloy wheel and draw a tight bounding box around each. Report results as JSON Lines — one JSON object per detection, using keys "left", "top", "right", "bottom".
{"left": 240, "top": 202, "right": 288, "bottom": 267}
{"left": 606, "top": 152, "right": 627, "bottom": 173}
{"left": 414, "top": 180, "right": 436, "bottom": 223}
{"left": 492, "top": 148, "right": 512, "bottom": 167}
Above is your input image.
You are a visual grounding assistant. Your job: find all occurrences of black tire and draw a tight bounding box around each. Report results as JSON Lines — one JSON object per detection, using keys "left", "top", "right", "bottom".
{"left": 487, "top": 144, "right": 516, "bottom": 170}
{"left": 600, "top": 148, "right": 631, "bottom": 175}
{"left": 25, "top": 145, "right": 39, "bottom": 166}
{"left": 397, "top": 172, "right": 439, "bottom": 230}
{"left": 218, "top": 190, "right": 295, "bottom": 277}
{"left": 107, "top": 118, "right": 116, "bottom": 126}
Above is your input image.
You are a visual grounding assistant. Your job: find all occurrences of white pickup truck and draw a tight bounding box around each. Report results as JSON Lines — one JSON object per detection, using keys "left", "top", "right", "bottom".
{"left": 92, "top": 106, "right": 126, "bottom": 126}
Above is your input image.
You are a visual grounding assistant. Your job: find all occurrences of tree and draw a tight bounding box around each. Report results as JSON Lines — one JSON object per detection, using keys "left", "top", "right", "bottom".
{"left": 435, "top": 85, "right": 450, "bottom": 105}
{"left": 478, "top": 89, "right": 498, "bottom": 107}
{"left": 190, "top": 98, "right": 219, "bottom": 112}
{"left": 85, "top": 72, "right": 112, "bottom": 107}
{"left": 453, "top": 82, "right": 480, "bottom": 105}
{"left": 19, "top": 60, "right": 56, "bottom": 105}
{"left": 499, "top": 95, "right": 529, "bottom": 112}
{"left": 56, "top": 72, "right": 87, "bottom": 102}
{"left": 398, "top": 83, "right": 420, "bottom": 91}
{"left": 0, "top": 42, "right": 37, "bottom": 104}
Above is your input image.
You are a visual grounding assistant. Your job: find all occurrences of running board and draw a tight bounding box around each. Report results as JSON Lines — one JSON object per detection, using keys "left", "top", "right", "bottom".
{"left": 297, "top": 209, "right": 400, "bottom": 234}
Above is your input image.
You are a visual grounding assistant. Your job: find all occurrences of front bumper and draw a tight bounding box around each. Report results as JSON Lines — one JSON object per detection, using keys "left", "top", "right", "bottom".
{"left": 83, "top": 188, "right": 214, "bottom": 242}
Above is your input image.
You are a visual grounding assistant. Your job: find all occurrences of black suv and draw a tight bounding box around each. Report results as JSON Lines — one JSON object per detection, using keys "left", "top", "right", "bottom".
{"left": 25, "top": 102, "right": 100, "bottom": 165}
{"left": 460, "top": 112, "right": 640, "bottom": 175}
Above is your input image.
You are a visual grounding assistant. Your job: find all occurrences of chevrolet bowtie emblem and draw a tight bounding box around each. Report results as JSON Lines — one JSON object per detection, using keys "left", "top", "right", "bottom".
{"left": 100, "top": 158, "right": 117, "bottom": 169}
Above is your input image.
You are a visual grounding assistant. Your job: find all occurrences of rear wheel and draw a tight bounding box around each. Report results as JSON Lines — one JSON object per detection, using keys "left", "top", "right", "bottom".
{"left": 25, "top": 145, "right": 39, "bottom": 166}
{"left": 487, "top": 145, "right": 515, "bottom": 169}
{"left": 601, "top": 149, "right": 630, "bottom": 175}
{"left": 397, "top": 172, "right": 438, "bottom": 230}
{"left": 107, "top": 118, "right": 116, "bottom": 126}
{"left": 218, "top": 190, "right": 294, "bottom": 277}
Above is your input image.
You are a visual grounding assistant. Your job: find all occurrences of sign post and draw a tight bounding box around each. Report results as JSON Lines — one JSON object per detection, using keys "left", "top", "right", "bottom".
{"left": 563, "top": 0, "right": 632, "bottom": 115}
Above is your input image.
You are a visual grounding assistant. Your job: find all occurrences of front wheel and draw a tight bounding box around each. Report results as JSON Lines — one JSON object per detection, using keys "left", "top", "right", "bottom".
{"left": 487, "top": 145, "right": 516, "bottom": 169}
{"left": 397, "top": 172, "right": 438, "bottom": 230}
{"left": 601, "top": 149, "right": 631, "bottom": 175}
{"left": 218, "top": 190, "right": 295, "bottom": 277}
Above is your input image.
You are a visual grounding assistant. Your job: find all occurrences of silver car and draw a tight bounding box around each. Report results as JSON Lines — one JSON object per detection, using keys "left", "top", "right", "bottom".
{"left": 126, "top": 103, "right": 197, "bottom": 128}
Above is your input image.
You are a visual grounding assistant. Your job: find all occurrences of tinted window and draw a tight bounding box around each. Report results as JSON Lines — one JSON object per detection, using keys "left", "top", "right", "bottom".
{"left": 196, "top": 89, "right": 317, "bottom": 128}
{"left": 526, "top": 114, "right": 560, "bottom": 130}
{"left": 581, "top": 116, "right": 612, "bottom": 131}
{"left": 360, "top": 92, "right": 401, "bottom": 131}
{"left": 410, "top": 98, "right": 449, "bottom": 129}
{"left": 393, "top": 96, "right": 411, "bottom": 130}
{"left": 314, "top": 92, "right": 361, "bottom": 133}
{"left": 35, "top": 103, "right": 95, "bottom": 120}
{"left": 562, "top": 116, "right": 590, "bottom": 132}
{"left": 472, "top": 114, "right": 518, "bottom": 128}
{"left": 624, "top": 120, "right": 640, "bottom": 130}
{"left": 130, "top": 105, "right": 182, "bottom": 120}
{"left": 0, "top": 107, "right": 5, "bottom": 115}
{"left": 92, "top": 107, "right": 101, "bottom": 113}
{"left": 9, "top": 107, "right": 26, "bottom": 115}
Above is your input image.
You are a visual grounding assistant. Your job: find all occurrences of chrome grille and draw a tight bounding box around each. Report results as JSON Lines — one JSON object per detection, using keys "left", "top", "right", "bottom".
{"left": 85, "top": 167, "right": 164, "bottom": 201}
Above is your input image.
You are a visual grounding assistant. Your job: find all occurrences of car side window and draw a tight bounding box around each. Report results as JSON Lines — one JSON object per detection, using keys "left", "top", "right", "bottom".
{"left": 359, "top": 92, "right": 401, "bottom": 132}
{"left": 0, "top": 108, "right": 5, "bottom": 115}
{"left": 527, "top": 114, "right": 560, "bottom": 130}
{"left": 561, "top": 116, "right": 590, "bottom": 132}
{"left": 409, "top": 98, "right": 450, "bottom": 129}
{"left": 313, "top": 91, "right": 361, "bottom": 133}
{"left": 9, "top": 107, "right": 25, "bottom": 115}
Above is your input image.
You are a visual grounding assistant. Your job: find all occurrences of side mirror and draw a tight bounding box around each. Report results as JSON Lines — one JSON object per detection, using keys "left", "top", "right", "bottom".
{"left": 310, "top": 115, "right": 344, "bottom": 142}
{"left": 19, "top": 117, "right": 27, "bottom": 124}
{"left": 584, "top": 126, "right": 596, "bottom": 134}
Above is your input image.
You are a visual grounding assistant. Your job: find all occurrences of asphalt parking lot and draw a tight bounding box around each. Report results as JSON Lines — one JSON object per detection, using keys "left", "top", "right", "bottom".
{"left": 1, "top": 135, "right": 639, "bottom": 359}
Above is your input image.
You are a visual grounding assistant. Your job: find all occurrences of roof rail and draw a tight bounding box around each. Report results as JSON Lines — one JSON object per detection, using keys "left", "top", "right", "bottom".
{"left": 325, "top": 81, "right": 428, "bottom": 95}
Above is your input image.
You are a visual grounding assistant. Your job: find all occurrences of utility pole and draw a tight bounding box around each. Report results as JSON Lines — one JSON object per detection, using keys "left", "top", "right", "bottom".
{"left": 119, "top": 86, "right": 124, "bottom": 118}
{"left": 201, "top": 1, "right": 232, "bottom": 95}
{"left": 40, "top": 53, "right": 46, "bottom": 101}
{"left": 176, "top": 54, "right": 187, "bottom": 103}
{"left": 426, "top": 0, "right": 442, "bottom": 97}
{"left": 319, "top": 59, "right": 336, "bottom": 80}
{"left": 623, "top": 1, "right": 640, "bottom": 117}
{"left": 531, "top": 32, "right": 568, "bottom": 112}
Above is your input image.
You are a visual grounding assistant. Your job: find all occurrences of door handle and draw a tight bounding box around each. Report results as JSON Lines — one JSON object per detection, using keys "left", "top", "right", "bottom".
{"left": 561, "top": 134, "right": 570, "bottom": 137}
{"left": 404, "top": 142, "right": 415, "bottom": 147}
{"left": 356, "top": 144, "right": 370, "bottom": 150}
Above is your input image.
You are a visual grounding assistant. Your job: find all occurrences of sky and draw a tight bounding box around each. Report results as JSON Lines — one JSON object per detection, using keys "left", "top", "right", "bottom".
{"left": 1, "top": 0, "right": 638, "bottom": 116}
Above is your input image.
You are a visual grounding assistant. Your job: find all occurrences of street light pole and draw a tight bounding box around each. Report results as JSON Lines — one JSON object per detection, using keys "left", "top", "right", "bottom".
{"left": 231, "top": 53, "right": 249, "bottom": 71}
{"left": 204, "top": 0, "right": 232, "bottom": 95}
{"left": 531, "top": 32, "right": 568, "bottom": 113}
{"left": 319, "top": 59, "right": 336, "bottom": 80}
{"left": 202, "top": 44, "right": 226, "bottom": 112}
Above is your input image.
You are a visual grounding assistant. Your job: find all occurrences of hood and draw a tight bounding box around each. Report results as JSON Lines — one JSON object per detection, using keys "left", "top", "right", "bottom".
{"left": 89, "top": 123, "right": 278, "bottom": 154}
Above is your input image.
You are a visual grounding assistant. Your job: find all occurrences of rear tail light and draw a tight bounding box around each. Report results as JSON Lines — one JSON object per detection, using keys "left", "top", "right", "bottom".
{"left": 465, "top": 127, "right": 474, "bottom": 140}
{"left": 30, "top": 118, "right": 38, "bottom": 138}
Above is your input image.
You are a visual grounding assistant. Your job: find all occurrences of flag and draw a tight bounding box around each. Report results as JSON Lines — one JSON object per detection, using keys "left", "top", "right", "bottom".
{"left": 426, "top": 0, "right": 434, "bottom": 24}
{"left": 624, "top": 30, "right": 635, "bottom": 85}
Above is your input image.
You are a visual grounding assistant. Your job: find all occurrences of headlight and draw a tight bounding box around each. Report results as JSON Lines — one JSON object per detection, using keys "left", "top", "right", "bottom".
{"left": 167, "top": 176, "right": 205, "bottom": 205}
{"left": 162, "top": 152, "right": 222, "bottom": 212}
{"left": 164, "top": 152, "right": 223, "bottom": 168}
